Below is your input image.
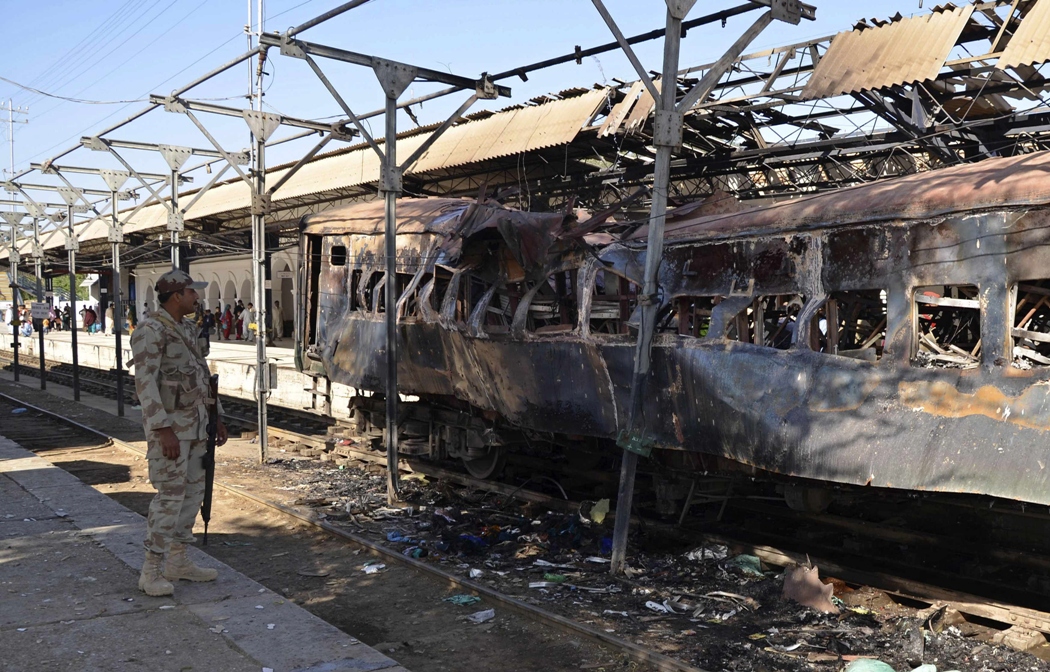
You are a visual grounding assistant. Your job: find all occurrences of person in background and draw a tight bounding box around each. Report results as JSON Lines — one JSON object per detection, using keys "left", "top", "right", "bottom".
{"left": 142, "top": 302, "right": 151, "bottom": 320}
{"left": 233, "top": 300, "right": 245, "bottom": 340}
{"left": 221, "top": 304, "right": 233, "bottom": 340}
{"left": 83, "top": 305, "right": 98, "bottom": 334}
{"left": 62, "top": 304, "right": 72, "bottom": 331}
{"left": 245, "top": 302, "right": 256, "bottom": 343}
{"left": 105, "top": 303, "right": 115, "bottom": 335}
{"left": 212, "top": 307, "right": 223, "bottom": 340}
{"left": 272, "top": 300, "right": 284, "bottom": 342}
{"left": 19, "top": 307, "right": 33, "bottom": 337}
{"left": 127, "top": 303, "right": 137, "bottom": 335}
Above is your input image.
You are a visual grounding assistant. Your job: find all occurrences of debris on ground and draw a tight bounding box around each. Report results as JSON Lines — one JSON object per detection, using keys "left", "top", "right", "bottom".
{"left": 782, "top": 562, "right": 840, "bottom": 614}
{"left": 216, "top": 452, "right": 1050, "bottom": 672}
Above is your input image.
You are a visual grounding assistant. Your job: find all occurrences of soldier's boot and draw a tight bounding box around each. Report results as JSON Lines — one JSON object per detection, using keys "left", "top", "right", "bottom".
{"left": 138, "top": 551, "right": 175, "bottom": 596}
{"left": 163, "top": 543, "right": 218, "bottom": 582}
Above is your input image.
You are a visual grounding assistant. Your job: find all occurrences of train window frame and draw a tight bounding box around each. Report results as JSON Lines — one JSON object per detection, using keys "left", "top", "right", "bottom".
{"left": 525, "top": 270, "right": 578, "bottom": 336}
{"left": 727, "top": 293, "right": 806, "bottom": 349}
{"left": 330, "top": 244, "right": 347, "bottom": 267}
{"left": 349, "top": 269, "right": 363, "bottom": 312}
{"left": 816, "top": 289, "right": 888, "bottom": 362}
{"left": 912, "top": 283, "right": 981, "bottom": 369}
{"left": 1010, "top": 280, "right": 1050, "bottom": 368}
{"left": 583, "top": 266, "right": 638, "bottom": 338}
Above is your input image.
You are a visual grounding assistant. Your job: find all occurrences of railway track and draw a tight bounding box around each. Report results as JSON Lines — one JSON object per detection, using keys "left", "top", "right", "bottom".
{"left": 0, "top": 390, "right": 705, "bottom": 672}
{"left": 4, "top": 352, "right": 1050, "bottom": 665}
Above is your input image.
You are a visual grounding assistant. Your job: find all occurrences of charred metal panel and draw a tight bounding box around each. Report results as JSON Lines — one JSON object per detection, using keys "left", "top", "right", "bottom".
{"left": 301, "top": 157, "right": 1050, "bottom": 507}
{"left": 659, "top": 238, "right": 798, "bottom": 298}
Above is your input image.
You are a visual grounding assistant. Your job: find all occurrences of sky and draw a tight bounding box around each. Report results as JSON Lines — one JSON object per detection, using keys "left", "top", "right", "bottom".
{"left": 0, "top": 0, "right": 926, "bottom": 193}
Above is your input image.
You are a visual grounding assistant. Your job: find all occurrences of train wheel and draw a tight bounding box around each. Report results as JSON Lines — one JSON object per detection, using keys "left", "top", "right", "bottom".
{"left": 784, "top": 485, "right": 833, "bottom": 513}
{"left": 463, "top": 446, "right": 507, "bottom": 479}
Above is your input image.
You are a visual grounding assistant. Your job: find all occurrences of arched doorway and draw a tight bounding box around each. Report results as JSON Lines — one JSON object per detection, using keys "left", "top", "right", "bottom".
{"left": 144, "top": 285, "right": 155, "bottom": 315}
{"left": 223, "top": 280, "right": 236, "bottom": 309}
{"left": 207, "top": 280, "right": 219, "bottom": 310}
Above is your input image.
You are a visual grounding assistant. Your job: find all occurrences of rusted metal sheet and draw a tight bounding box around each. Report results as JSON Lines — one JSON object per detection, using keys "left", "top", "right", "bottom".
{"left": 598, "top": 81, "right": 644, "bottom": 137}
{"left": 632, "top": 150, "right": 1050, "bottom": 243}
{"left": 996, "top": 0, "right": 1050, "bottom": 70}
{"left": 801, "top": 4, "right": 974, "bottom": 99}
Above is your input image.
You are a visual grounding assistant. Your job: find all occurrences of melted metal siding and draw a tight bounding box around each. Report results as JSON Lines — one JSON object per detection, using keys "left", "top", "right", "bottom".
{"left": 996, "top": 0, "right": 1050, "bottom": 70}
{"left": 801, "top": 4, "right": 974, "bottom": 99}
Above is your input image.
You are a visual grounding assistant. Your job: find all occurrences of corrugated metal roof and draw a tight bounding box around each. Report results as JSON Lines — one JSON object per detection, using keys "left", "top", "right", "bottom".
{"left": 996, "top": 0, "right": 1050, "bottom": 70}
{"left": 414, "top": 88, "right": 607, "bottom": 170}
{"left": 801, "top": 4, "right": 973, "bottom": 99}
{"left": 40, "top": 90, "right": 608, "bottom": 253}
{"left": 598, "top": 81, "right": 644, "bottom": 138}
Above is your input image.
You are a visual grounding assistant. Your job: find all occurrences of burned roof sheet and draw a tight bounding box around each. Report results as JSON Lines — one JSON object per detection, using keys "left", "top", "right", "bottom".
{"left": 630, "top": 149, "right": 1050, "bottom": 243}
{"left": 996, "top": 0, "right": 1050, "bottom": 70}
{"left": 801, "top": 4, "right": 974, "bottom": 99}
{"left": 301, "top": 197, "right": 573, "bottom": 267}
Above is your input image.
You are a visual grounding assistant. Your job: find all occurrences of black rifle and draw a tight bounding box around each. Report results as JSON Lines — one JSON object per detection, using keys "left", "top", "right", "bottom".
{"left": 201, "top": 374, "right": 219, "bottom": 545}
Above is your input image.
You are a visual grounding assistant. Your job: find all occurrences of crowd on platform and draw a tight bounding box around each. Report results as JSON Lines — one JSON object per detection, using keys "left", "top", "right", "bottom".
{"left": 1, "top": 297, "right": 287, "bottom": 346}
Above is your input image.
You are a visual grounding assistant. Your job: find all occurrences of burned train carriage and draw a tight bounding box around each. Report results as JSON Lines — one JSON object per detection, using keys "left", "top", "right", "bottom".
{"left": 298, "top": 151, "right": 1050, "bottom": 507}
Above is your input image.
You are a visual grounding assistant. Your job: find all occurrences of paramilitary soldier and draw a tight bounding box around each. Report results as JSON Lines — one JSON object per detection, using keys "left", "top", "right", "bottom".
{"left": 132, "top": 269, "right": 229, "bottom": 596}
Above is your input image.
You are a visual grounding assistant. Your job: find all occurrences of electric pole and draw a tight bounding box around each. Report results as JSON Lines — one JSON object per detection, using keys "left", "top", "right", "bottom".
{"left": 1, "top": 100, "right": 28, "bottom": 185}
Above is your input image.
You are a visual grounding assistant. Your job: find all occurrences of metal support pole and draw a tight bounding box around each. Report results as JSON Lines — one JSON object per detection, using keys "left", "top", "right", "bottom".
{"left": 171, "top": 169, "right": 180, "bottom": 268}
{"left": 382, "top": 95, "right": 400, "bottom": 504}
{"left": 252, "top": 134, "right": 269, "bottom": 463}
{"left": 67, "top": 204, "right": 80, "bottom": 401}
{"left": 110, "top": 191, "right": 125, "bottom": 417}
{"left": 32, "top": 219, "right": 45, "bottom": 390}
{"left": 9, "top": 229, "right": 19, "bottom": 383}
{"left": 604, "top": 1, "right": 785, "bottom": 575}
{"left": 609, "top": 5, "right": 685, "bottom": 576}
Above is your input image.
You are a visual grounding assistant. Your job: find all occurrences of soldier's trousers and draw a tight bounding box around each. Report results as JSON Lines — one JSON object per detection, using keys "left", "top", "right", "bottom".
{"left": 144, "top": 438, "right": 207, "bottom": 554}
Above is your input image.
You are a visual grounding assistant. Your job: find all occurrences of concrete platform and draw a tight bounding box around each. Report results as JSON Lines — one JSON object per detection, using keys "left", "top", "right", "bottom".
{"left": 0, "top": 330, "right": 357, "bottom": 421}
{"left": 0, "top": 436, "right": 407, "bottom": 672}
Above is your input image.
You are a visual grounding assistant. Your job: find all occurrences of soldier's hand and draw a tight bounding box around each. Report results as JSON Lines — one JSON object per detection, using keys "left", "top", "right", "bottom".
{"left": 156, "top": 427, "right": 180, "bottom": 459}
{"left": 216, "top": 420, "right": 228, "bottom": 447}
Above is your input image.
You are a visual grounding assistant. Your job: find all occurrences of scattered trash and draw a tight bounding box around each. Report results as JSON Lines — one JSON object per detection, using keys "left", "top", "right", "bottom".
{"left": 645, "top": 601, "right": 671, "bottom": 614}
{"left": 10, "top": 408, "right": 26, "bottom": 415}
{"left": 843, "top": 662, "right": 897, "bottom": 672}
{"left": 296, "top": 568, "right": 330, "bottom": 577}
{"left": 542, "top": 573, "right": 567, "bottom": 583}
{"left": 533, "top": 559, "right": 574, "bottom": 569}
{"left": 782, "top": 563, "right": 840, "bottom": 614}
{"left": 208, "top": 625, "right": 225, "bottom": 634}
{"left": 386, "top": 531, "right": 415, "bottom": 543}
{"left": 361, "top": 562, "right": 386, "bottom": 574}
{"left": 529, "top": 581, "right": 562, "bottom": 589}
{"left": 402, "top": 546, "right": 426, "bottom": 559}
{"left": 469, "top": 568, "right": 483, "bottom": 579}
{"left": 158, "top": 605, "right": 175, "bottom": 610}
{"left": 727, "top": 554, "right": 764, "bottom": 577}
{"left": 684, "top": 544, "right": 729, "bottom": 562}
{"left": 588, "top": 498, "right": 610, "bottom": 524}
{"left": 443, "top": 594, "right": 481, "bottom": 606}
{"left": 266, "top": 624, "right": 275, "bottom": 630}
{"left": 466, "top": 609, "right": 495, "bottom": 624}
{"left": 603, "top": 610, "right": 629, "bottom": 617}
{"left": 585, "top": 556, "right": 610, "bottom": 564}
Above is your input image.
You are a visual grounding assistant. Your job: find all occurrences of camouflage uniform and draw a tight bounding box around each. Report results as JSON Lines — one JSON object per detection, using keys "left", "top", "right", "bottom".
{"left": 132, "top": 307, "right": 222, "bottom": 554}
